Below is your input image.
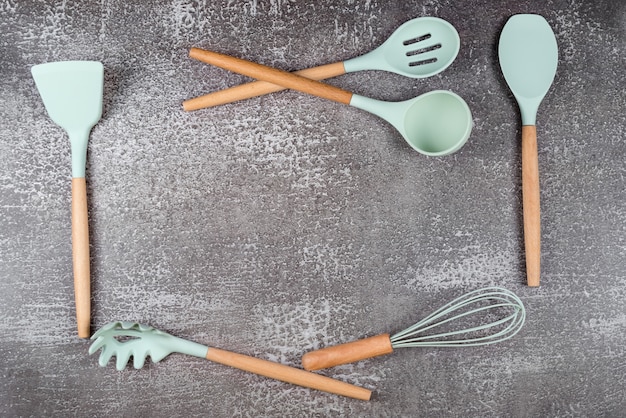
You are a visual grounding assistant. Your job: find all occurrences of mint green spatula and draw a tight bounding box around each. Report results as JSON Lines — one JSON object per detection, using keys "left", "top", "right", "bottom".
{"left": 498, "top": 15, "right": 558, "bottom": 287}
{"left": 32, "top": 61, "right": 104, "bottom": 338}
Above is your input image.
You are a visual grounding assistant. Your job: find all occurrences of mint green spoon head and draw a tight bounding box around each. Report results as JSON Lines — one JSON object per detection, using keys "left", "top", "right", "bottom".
{"left": 351, "top": 90, "right": 473, "bottom": 156}
{"left": 498, "top": 14, "right": 558, "bottom": 125}
{"left": 344, "top": 17, "right": 460, "bottom": 78}
{"left": 32, "top": 61, "right": 104, "bottom": 177}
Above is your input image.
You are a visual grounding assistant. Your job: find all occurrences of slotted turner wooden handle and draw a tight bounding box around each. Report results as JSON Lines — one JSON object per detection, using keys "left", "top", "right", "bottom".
{"left": 183, "top": 62, "right": 346, "bottom": 111}
{"left": 188, "top": 48, "right": 353, "bottom": 105}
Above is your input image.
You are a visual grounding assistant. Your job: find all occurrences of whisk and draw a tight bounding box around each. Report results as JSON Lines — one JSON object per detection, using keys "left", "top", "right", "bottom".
{"left": 301, "top": 287, "right": 525, "bottom": 371}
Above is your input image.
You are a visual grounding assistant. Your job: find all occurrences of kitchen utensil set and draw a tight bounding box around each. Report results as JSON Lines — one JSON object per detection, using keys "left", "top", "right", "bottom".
{"left": 31, "top": 13, "right": 557, "bottom": 400}
{"left": 88, "top": 288, "right": 524, "bottom": 400}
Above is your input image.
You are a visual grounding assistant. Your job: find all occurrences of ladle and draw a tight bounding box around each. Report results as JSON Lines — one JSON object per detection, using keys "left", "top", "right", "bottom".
{"left": 183, "top": 17, "right": 460, "bottom": 110}
{"left": 189, "top": 48, "right": 472, "bottom": 156}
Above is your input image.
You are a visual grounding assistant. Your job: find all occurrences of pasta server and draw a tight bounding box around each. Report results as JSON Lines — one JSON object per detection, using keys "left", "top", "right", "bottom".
{"left": 89, "top": 321, "right": 371, "bottom": 400}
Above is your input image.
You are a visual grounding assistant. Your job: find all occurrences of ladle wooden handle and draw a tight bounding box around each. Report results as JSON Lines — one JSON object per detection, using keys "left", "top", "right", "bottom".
{"left": 302, "top": 334, "right": 394, "bottom": 371}
{"left": 188, "top": 48, "right": 353, "bottom": 105}
{"left": 72, "top": 177, "right": 90, "bottom": 338}
{"left": 205, "top": 347, "right": 371, "bottom": 400}
{"left": 522, "top": 125, "right": 541, "bottom": 287}
{"left": 183, "top": 62, "right": 347, "bottom": 111}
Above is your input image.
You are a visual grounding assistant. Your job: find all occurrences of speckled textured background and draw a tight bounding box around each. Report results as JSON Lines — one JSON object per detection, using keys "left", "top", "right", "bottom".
{"left": 1, "top": 0, "right": 625, "bottom": 416}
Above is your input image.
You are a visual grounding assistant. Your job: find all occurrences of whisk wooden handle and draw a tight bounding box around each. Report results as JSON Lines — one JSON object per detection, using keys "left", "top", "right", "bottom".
{"left": 205, "top": 347, "right": 371, "bottom": 400}
{"left": 183, "top": 62, "right": 347, "bottom": 111}
{"left": 302, "top": 334, "right": 394, "bottom": 371}
{"left": 189, "top": 48, "right": 353, "bottom": 105}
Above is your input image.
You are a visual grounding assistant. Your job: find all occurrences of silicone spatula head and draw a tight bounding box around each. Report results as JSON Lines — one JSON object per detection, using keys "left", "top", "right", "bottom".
{"left": 498, "top": 14, "right": 558, "bottom": 125}
{"left": 32, "top": 61, "right": 103, "bottom": 177}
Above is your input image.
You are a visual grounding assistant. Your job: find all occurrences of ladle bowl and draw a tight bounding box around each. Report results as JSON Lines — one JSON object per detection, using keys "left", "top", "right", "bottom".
{"left": 351, "top": 90, "right": 472, "bottom": 155}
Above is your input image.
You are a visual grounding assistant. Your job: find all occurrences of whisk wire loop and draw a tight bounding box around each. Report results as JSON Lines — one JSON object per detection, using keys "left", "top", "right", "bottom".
{"left": 390, "top": 287, "right": 525, "bottom": 349}
{"left": 397, "top": 309, "right": 517, "bottom": 343}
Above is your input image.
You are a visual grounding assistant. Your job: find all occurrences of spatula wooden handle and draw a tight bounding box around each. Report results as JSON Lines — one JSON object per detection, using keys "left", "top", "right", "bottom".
{"left": 189, "top": 48, "right": 353, "bottom": 105}
{"left": 205, "top": 347, "right": 371, "bottom": 400}
{"left": 522, "top": 125, "right": 541, "bottom": 287}
{"left": 183, "top": 62, "right": 347, "bottom": 111}
{"left": 72, "top": 177, "right": 90, "bottom": 338}
{"left": 301, "top": 334, "right": 394, "bottom": 371}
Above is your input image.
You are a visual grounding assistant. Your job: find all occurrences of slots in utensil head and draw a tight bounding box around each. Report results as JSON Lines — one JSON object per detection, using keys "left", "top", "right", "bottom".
{"left": 403, "top": 33, "right": 441, "bottom": 66}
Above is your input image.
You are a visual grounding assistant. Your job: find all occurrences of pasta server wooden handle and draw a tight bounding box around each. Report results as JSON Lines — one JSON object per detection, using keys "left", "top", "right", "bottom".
{"left": 302, "top": 334, "right": 394, "bottom": 371}
{"left": 205, "top": 347, "right": 371, "bottom": 400}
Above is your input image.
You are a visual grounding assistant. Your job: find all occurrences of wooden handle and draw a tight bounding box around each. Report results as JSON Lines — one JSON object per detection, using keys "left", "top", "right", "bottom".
{"left": 189, "top": 47, "right": 353, "bottom": 105}
{"left": 183, "top": 62, "right": 346, "bottom": 112}
{"left": 205, "top": 347, "right": 371, "bottom": 400}
{"left": 71, "top": 177, "right": 90, "bottom": 338}
{"left": 183, "top": 62, "right": 347, "bottom": 111}
{"left": 301, "top": 334, "right": 394, "bottom": 371}
{"left": 522, "top": 125, "right": 541, "bottom": 287}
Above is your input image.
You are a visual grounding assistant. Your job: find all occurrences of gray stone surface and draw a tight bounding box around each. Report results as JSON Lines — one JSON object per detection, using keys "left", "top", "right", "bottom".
{"left": 1, "top": 0, "right": 625, "bottom": 416}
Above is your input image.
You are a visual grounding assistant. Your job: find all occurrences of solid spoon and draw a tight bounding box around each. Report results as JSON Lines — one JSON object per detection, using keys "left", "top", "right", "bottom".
{"left": 183, "top": 17, "right": 459, "bottom": 111}
{"left": 499, "top": 14, "right": 558, "bottom": 287}
{"left": 189, "top": 48, "right": 472, "bottom": 156}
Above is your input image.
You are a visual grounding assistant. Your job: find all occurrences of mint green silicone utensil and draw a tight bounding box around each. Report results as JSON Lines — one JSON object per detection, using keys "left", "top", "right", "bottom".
{"left": 190, "top": 48, "right": 473, "bottom": 156}
{"left": 183, "top": 17, "right": 460, "bottom": 110}
{"left": 32, "top": 61, "right": 104, "bottom": 338}
{"left": 301, "top": 287, "right": 525, "bottom": 370}
{"left": 498, "top": 14, "right": 558, "bottom": 287}
{"left": 89, "top": 322, "right": 371, "bottom": 400}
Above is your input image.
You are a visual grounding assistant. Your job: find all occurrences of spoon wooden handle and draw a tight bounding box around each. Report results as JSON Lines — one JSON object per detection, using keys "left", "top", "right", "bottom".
{"left": 183, "top": 62, "right": 347, "bottom": 111}
{"left": 522, "top": 125, "right": 541, "bottom": 286}
{"left": 205, "top": 347, "right": 371, "bottom": 400}
{"left": 72, "top": 177, "right": 90, "bottom": 338}
{"left": 189, "top": 48, "right": 353, "bottom": 105}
